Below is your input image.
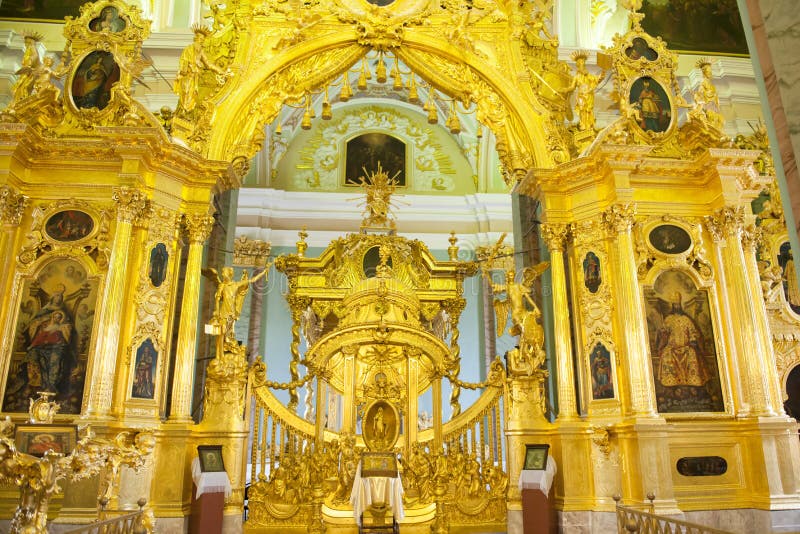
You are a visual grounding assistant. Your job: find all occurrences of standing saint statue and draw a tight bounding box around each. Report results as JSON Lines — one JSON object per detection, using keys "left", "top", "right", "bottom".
{"left": 174, "top": 25, "right": 228, "bottom": 116}
{"left": 11, "top": 32, "right": 42, "bottom": 106}
{"left": 691, "top": 57, "right": 724, "bottom": 130}
{"left": 570, "top": 50, "right": 602, "bottom": 132}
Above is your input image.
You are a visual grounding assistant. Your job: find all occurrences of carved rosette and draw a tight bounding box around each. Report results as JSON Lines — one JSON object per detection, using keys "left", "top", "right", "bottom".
{"left": 112, "top": 187, "right": 148, "bottom": 224}
{"left": 601, "top": 204, "right": 636, "bottom": 235}
{"left": 0, "top": 186, "right": 28, "bottom": 226}
{"left": 183, "top": 213, "right": 215, "bottom": 244}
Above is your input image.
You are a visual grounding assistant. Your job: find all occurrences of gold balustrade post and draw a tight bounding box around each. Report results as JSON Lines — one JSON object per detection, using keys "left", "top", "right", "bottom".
{"left": 602, "top": 204, "right": 657, "bottom": 417}
{"left": 168, "top": 212, "right": 214, "bottom": 422}
{"left": 706, "top": 207, "right": 774, "bottom": 416}
{"left": 84, "top": 187, "right": 147, "bottom": 419}
{"left": 541, "top": 223, "right": 578, "bottom": 420}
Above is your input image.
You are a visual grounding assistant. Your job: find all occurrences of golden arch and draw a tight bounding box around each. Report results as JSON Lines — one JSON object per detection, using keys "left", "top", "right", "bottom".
{"left": 198, "top": 6, "right": 564, "bottom": 181}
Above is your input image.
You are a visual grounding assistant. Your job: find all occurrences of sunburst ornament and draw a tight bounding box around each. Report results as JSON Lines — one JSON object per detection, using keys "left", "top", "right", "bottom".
{"left": 356, "top": 162, "right": 405, "bottom": 232}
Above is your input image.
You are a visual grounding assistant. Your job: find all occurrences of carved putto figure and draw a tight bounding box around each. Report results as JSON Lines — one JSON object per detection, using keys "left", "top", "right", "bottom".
{"left": 490, "top": 263, "right": 550, "bottom": 375}
{"left": 570, "top": 50, "right": 602, "bottom": 131}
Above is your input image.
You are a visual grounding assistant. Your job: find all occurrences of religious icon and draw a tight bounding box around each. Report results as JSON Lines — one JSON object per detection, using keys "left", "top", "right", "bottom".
{"left": 197, "top": 445, "right": 225, "bottom": 472}
{"left": 629, "top": 77, "right": 672, "bottom": 134}
{"left": 71, "top": 51, "right": 120, "bottom": 111}
{"left": 45, "top": 210, "right": 94, "bottom": 242}
{"left": 648, "top": 224, "right": 692, "bottom": 255}
{"left": 778, "top": 242, "right": 800, "bottom": 314}
{"left": 3, "top": 258, "right": 98, "bottom": 414}
{"left": 644, "top": 270, "right": 724, "bottom": 413}
{"left": 131, "top": 339, "right": 157, "bottom": 400}
{"left": 589, "top": 343, "right": 614, "bottom": 400}
{"left": 625, "top": 37, "right": 658, "bottom": 61}
{"left": 523, "top": 444, "right": 549, "bottom": 470}
{"left": 363, "top": 400, "right": 399, "bottom": 451}
{"left": 89, "top": 5, "right": 126, "bottom": 33}
{"left": 345, "top": 133, "right": 406, "bottom": 186}
{"left": 583, "top": 252, "right": 601, "bottom": 293}
{"left": 15, "top": 424, "right": 78, "bottom": 457}
{"left": 148, "top": 243, "right": 169, "bottom": 288}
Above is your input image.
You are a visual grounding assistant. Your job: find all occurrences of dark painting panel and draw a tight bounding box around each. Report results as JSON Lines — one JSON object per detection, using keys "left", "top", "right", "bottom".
{"left": 148, "top": 243, "right": 168, "bottom": 288}
{"left": 677, "top": 456, "right": 728, "bottom": 477}
{"left": 630, "top": 77, "right": 672, "bottom": 133}
{"left": 777, "top": 241, "right": 800, "bottom": 314}
{"left": 641, "top": 0, "right": 748, "bottom": 56}
{"left": 3, "top": 258, "right": 98, "bottom": 414}
{"left": 583, "top": 251, "right": 601, "bottom": 293}
{"left": 89, "top": 5, "right": 127, "bottom": 33}
{"left": 345, "top": 133, "right": 406, "bottom": 186}
{"left": 131, "top": 338, "right": 157, "bottom": 399}
{"left": 71, "top": 50, "right": 120, "bottom": 111}
{"left": 0, "top": 0, "right": 84, "bottom": 21}
{"left": 644, "top": 270, "right": 724, "bottom": 413}
{"left": 625, "top": 37, "right": 658, "bottom": 61}
{"left": 590, "top": 342, "right": 614, "bottom": 400}
{"left": 649, "top": 224, "right": 692, "bottom": 255}
{"left": 45, "top": 210, "right": 94, "bottom": 242}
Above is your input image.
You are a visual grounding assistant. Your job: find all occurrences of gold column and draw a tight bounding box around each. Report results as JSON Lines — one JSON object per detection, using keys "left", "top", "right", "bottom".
{"left": 169, "top": 212, "right": 214, "bottom": 422}
{"left": 84, "top": 187, "right": 147, "bottom": 419}
{"left": 0, "top": 185, "right": 27, "bottom": 290}
{"left": 602, "top": 204, "right": 657, "bottom": 416}
{"left": 742, "top": 226, "right": 783, "bottom": 414}
{"left": 341, "top": 344, "right": 357, "bottom": 432}
{"left": 405, "top": 348, "right": 420, "bottom": 450}
{"left": 707, "top": 207, "right": 774, "bottom": 416}
{"left": 432, "top": 375, "right": 442, "bottom": 450}
{"left": 541, "top": 223, "right": 578, "bottom": 420}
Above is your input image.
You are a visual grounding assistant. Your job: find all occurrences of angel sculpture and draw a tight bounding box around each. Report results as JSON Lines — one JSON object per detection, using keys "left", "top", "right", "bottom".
{"left": 491, "top": 264, "right": 549, "bottom": 376}
{"left": 203, "top": 265, "right": 269, "bottom": 341}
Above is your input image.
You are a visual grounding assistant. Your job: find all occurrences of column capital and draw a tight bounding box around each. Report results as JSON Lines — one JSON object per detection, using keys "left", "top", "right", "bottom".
{"left": 183, "top": 212, "right": 215, "bottom": 244}
{"left": 541, "top": 223, "right": 570, "bottom": 252}
{"left": 0, "top": 185, "right": 28, "bottom": 226}
{"left": 741, "top": 224, "right": 761, "bottom": 252}
{"left": 602, "top": 203, "right": 636, "bottom": 234}
{"left": 112, "top": 187, "right": 148, "bottom": 223}
{"left": 441, "top": 297, "right": 466, "bottom": 318}
{"left": 705, "top": 206, "right": 745, "bottom": 242}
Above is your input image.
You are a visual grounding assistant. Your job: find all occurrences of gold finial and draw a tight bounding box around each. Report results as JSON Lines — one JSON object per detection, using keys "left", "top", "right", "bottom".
{"left": 191, "top": 24, "right": 212, "bottom": 37}
{"left": 570, "top": 50, "right": 589, "bottom": 63}
{"left": 297, "top": 226, "right": 308, "bottom": 256}
{"left": 448, "top": 231, "right": 459, "bottom": 261}
{"left": 22, "top": 30, "right": 44, "bottom": 42}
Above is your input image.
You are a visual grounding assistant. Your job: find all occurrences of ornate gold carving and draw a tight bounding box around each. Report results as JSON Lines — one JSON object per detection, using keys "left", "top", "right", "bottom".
{"left": 234, "top": 235, "right": 272, "bottom": 267}
{"left": 0, "top": 185, "right": 28, "bottom": 226}
{"left": 705, "top": 206, "right": 745, "bottom": 243}
{"left": 175, "top": 25, "right": 231, "bottom": 121}
{"left": 602, "top": 203, "right": 636, "bottom": 235}
{"left": 570, "top": 50, "right": 603, "bottom": 133}
{"left": 112, "top": 187, "right": 148, "bottom": 223}
{"left": 357, "top": 164, "right": 401, "bottom": 231}
{"left": 541, "top": 223, "right": 570, "bottom": 252}
{"left": 183, "top": 212, "right": 215, "bottom": 243}
{"left": 28, "top": 391, "right": 59, "bottom": 424}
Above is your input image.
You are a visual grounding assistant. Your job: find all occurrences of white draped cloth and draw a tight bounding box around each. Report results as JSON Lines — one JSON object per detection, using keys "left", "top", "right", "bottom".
{"left": 350, "top": 462, "right": 405, "bottom": 526}
{"left": 192, "top": 457, "right": 232, "bottom": 499}
{"left": 518, "top": 456, "right": 557, "bottom": 496}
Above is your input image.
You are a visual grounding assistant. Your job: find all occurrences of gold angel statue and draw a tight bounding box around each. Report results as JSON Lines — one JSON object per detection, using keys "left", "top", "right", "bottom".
{"left": 203, "top": 265, "right": 269, "bottom": 341}
{"left": 491, "top": 263, "right": 549, "bottom": 375}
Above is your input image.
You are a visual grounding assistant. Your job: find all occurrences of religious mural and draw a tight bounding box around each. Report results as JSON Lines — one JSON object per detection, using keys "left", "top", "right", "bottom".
{"left": 644, "top": 269, "right": 724, "bottom": 413}
{"left": 89, "top": 5, "right": 127, "bottom": 33}
{"left": 131, "top": 338, "right": 157, "bottom": 399}
{"left": 148, "top": 243, "right": 168, "bottom": 287}
{"left": 45, "top": 210, "right": 94, "bottom": 242}
{"left": 648, "top": 224, "right": 692, "bottom": 255}
{"left": 583, "top": 252, "right": 601, "bottom": 293}
{"left": 641, "top": 0, "right": 748, "bottom": 56}
{"left": 589, "top": 342, "right": 614, "bottom": 400}
{"left": 345, "top": 133, "right": 405, "bottom": 186}
{"left": 778, "top": 242, "right": 800, "bottom": 314}
{"left": 0, "top": 0, "right": 84, "bottom": 21}
{"left": 71, "top": 51, "right": 120, "bottom": 111}
{"left": 629, "top": 77, "right": 672, "bottom": 134}
{"left": 3, "top": 258, "right": 99, "bottom": 414}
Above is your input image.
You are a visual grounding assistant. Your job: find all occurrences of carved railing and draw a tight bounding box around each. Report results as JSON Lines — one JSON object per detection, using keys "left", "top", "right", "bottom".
{"left": 63, "top": 499, "right": 151, "bottom": 534}
{"left": 614, "top": 495, "right": 733, "bottom": 534}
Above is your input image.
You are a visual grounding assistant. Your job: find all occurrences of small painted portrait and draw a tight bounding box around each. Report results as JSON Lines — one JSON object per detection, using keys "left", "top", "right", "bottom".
{"left": 345, "top": 133, "right": 406, "bottom": 186}
{"left": 777, "top": 242, "right": 800, "bottom": 314}
{"left": 644, "top": 270, "right": 724, "bottom": 413}
{"left": 583, "top": 252, "right": 602, "bottom": 293}
{"left": 131, "top": 339, "right": 157, "bottom": 399}
{"left": 89, "top": 5, "right": 126, "bottom": 33}
{"left": 649, "top": 224, "right": 692, "bottom": 255}
{"left": 71, "top": 51, "right": 120, "bottom": 111}
{"left": 148, "top": 243, "right": 169, "bottom": 287}
{"left": 15, "top": 424, "right": 78, "bottom": 457}
{"left": 45, "top": 210, "right": 94, "bottom": 242}
{"left": 523, "top": 444, "right": 549, "bottom": 470}
{"left": 625, "top": 37, "right": 658, "bottom": 61}
{"left": 590, "top": 343, "right": 614, "bottom": 400}
{"left": 3, "top": 258, "right": 97, "bottom": 414}
{"left": 197, "top": 445, "right": 225, "bottom": 472}
{"left": 629, "top": 77, "right": 672, "bottom": 133}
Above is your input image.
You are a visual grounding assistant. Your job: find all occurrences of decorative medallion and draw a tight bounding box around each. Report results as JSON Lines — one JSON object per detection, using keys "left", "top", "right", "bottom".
{"left": 629, "top": 76, "right": 672, "bottom": 134}
{"left": 648, "top": 224, "right": 692, "bottom": 254}
{"left": 44, "top": 210, "right": 94, "bottom": 242}
{"left": 71, "top": 50, "right": 120, "bottom": 111}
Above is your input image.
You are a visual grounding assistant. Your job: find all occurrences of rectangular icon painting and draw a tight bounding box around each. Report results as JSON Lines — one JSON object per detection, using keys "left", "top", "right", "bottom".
{"left": 131, "top": 338, "right": 157, "bottom": 399}
{"left": 644, "top": 269, "right": 724, "bottom": 413}
{"left": 3, "top": 258, "right": 99, "bottom": 414}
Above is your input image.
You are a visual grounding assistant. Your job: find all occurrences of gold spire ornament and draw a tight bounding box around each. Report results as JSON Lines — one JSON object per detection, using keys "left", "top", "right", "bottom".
{"left": 356, "top": 163, "right": 402, "bottom": 231}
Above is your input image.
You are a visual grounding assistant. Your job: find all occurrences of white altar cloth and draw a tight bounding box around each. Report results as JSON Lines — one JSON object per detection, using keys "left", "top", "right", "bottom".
{"left": 350, "top": 462, "right": 405, "bottom": 525}
{"left": 192, "top": 457, "right": 232, "bottom": 499}
{"left": 518, "top": 456, "right": 557, "bottom": 496}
